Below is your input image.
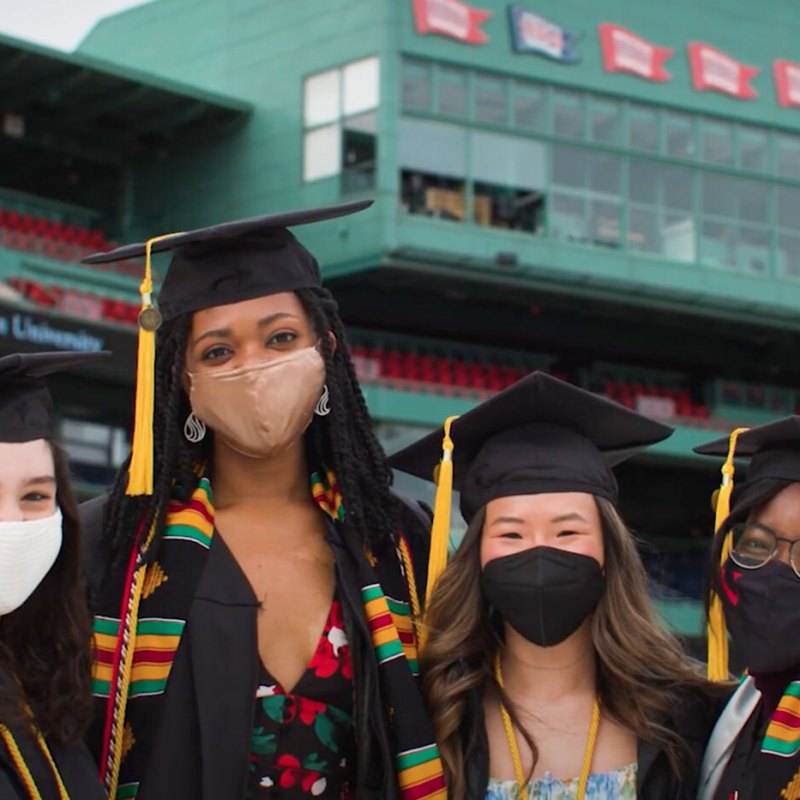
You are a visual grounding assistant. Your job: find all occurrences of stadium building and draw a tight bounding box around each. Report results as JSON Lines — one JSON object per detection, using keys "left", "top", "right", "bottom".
{"left": 3, "top": 0, "right": 800, "bottom": 650}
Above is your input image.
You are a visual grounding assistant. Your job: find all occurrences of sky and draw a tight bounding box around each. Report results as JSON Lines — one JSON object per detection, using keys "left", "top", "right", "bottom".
{"left": 0, "top": 0, "right": 149, "bottom": 52}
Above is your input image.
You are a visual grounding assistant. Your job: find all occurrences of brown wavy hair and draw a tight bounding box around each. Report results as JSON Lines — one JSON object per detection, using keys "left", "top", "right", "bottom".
{"left": 0, "top": 442, "right": 93, "bottom": 744}
{"left": 421, "top": 497, "right": 723, "bottom": 800}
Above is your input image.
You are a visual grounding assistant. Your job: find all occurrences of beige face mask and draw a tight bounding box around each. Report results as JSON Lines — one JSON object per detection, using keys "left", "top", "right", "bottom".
{"left": 187, "top": 347, "right": 326, "bottom": 458}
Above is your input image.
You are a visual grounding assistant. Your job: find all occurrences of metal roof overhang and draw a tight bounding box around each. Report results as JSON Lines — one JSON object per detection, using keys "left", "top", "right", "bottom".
{"left": 0, "top": 33, "right": 252, "bottom": 187}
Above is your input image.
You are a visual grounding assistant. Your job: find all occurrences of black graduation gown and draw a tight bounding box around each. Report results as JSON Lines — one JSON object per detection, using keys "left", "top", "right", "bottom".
{"left": 82, "top": 493, "right": 430, "bottom": 800}
{"left": 0, "top": 672, "right": 104, "bottom": 800}
{"left": 462, "top": 684, "right": 724, "bottom": 800}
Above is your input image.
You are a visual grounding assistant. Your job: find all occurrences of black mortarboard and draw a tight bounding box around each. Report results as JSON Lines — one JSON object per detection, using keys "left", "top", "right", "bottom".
{"left": 390, "top": 371, "right": 673, "bottom": 613}
{"left": 82, "top": 199, "right": 373, "bottom": 321}
{"left": 694, "top": 416, "right": 800, "bottom": 487}
{"left": 692, "top": 420, "right": 800, "bottom": 681}
{"left": 80, "top": 200, "right": 373, "bottom": 496}
{"left": 391, "top": 371, "right": 674, "bottom": 522}
{"left": 0, "top": 350, "right": 110, "bottom": 443}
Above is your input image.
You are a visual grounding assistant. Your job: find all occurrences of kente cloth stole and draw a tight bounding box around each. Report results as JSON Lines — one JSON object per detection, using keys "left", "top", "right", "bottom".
{"left": 748, "top": 680, "right": 800, "bottom": 799}
{"left": 311, "top": 470, "right": 445, "bottom": 799}
{"left": 92, "top": 472, "right": 446, "bottom": 800}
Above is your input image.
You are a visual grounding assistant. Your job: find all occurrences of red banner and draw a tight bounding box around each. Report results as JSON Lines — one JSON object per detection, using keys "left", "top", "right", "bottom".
{"left": 687, "top": 42, "right": 758, "bottom": 99}
{"left": 412, "top": 0, "right": 491, "bottom": 45}
{"left": 774, "top": 59, "right": 800, "bottom": 107}
{"left": 598, "top": 24, "right": 673, "bottom": 82}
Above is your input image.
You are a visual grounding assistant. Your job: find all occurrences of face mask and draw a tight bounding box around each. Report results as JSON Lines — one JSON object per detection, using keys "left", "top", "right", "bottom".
{"left": 0, "top": 509, "right": 63, "bottom": 617}
{"left": 188, "top": 347, "right": 326, "bottom": 459}
{"left": 721, "top": 557, "right": 800, "bottom": 673}
{"left": 481, "top": 546, "right": 605, "bottom": 647}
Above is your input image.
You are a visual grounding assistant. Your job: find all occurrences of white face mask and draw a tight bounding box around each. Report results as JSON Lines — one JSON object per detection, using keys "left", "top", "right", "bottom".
{"left": 0, "top": 509, "right": 63, "bottom": 617}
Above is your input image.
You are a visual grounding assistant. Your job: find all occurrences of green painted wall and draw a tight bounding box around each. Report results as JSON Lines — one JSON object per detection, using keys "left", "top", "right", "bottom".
{"left": 76, "top": 0, "right": 800, "bottom": 322}
{"left": 80, "top": 0, "right": 394, "bottom": 270}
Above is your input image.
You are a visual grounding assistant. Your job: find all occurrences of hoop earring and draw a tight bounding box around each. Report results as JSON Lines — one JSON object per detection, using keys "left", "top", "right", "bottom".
{"left": 184, "top": 412, "right": 206, "bottom": 443}
{"left": 315, "top": 384, "right": 331, "bottom": 417}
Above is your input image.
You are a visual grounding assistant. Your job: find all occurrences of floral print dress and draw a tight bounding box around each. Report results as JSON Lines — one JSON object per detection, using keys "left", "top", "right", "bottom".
{"left": 247, "top": 597, "right": 355, "bottom": 799}
{"left": 485, "top": 763, "right": 637, "bottom": 800}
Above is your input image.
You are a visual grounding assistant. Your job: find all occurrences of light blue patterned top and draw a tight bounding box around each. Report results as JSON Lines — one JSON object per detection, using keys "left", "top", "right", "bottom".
{"left": 485, "top": 762, "right": 637, "bottom": 799}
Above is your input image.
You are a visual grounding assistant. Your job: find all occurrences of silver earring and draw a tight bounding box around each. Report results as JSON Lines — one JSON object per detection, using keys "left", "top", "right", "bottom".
{"left": 315, "top": 384, "right": 331, "bottom": 416}
{"left": 184, "top": 412, "right": 206, "bottom": 443}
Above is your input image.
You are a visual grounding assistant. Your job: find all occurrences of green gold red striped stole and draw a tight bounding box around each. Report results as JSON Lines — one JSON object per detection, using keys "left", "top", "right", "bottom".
{"left": 763, "top": 680, "right": 800, "bottom": 757}
{"left": 92, "top": 478, "right": 215, "bottom": 799}
{"left": 91, "top": 478, "right": 214, "bottom": 701}
{"left": 310, "top": 470, "right": 446, "bottom": 800}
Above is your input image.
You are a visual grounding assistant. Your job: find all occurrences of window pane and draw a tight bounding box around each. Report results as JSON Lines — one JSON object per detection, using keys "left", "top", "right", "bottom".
{"left": 513, "top": 82, "right": 546, "bottom": 131}
{"left": 475, "top": 73, "right": 508, "bottom": 124}
{"left": 778, "top": 186, "right": 800, "bottom": 231}
{"left": 304, "top": 69, "right": 340, "bottom": 126}
{"left": 739, "top": 182, "right": 768, "bottom": 226}
{"left": 438, "top": 67, "right": 467, "bottom": 117}
{"left": 628, "top": 160, "right": 658, "bottom": 205}
{"left": 590, "top": 200, "right": 622, "bottom": 248}
{"left": 398, "top": 118, "right": 465, "bottom": 177}
{"left": 703, "top": 121, "right": 734, "bottom": 165}
{"left": 663, "top": 166, "right": 693, "bottom": 211}
{"left": 662, "top": 214, "right": 696, "bottom": 262}
{"left": 304, "top": 124, "right": 341, "bottom": 181}
{"left": 777, "top": 234, "right": 800, "bottom": 278}
{"left": 776, "top": 134, "right": 800, "bottom": 181}
{"left": 402, "top": 59, "right": 431, "bottom": 111}
{"left": 550, "top": 192, "right": 587, "bottom": 243}
{"left": 588, "top": 152, "right": 620, "bottom": 194}
{"left": 703, "top": 173, "right": 738, "bottom": 218}
{"left": 737, "top": 227, "right": 769, "bottom": 274}
{"left": 552, "top": 144, "right": 584, "bottom": 188}
{"left": 471, "top": 132, "right": 546, "bottom": 234}
{"left": 739, "top": 125, "right": 769, "bottom": 172}
{"left": 471, "top": 131, "right": 546, "bottom": 190}
{"left": 553, "top": 89, "right": 584, "bottom": 138}
{"left": 590, "top": 98, "right": 621, "bottom": 144}
{"left": 701, "top": 220, "right": 735, "bottom": 267}
{"left": 665, "top": 111, "right": 695, "bottom": 159}
{"left": 628, "top": 103, "right": 659, "bottom": 152}
{"left": 342, "top": 112, "right": 376, "bottom": 192}
{"left": 343, "top": 57, "right": 379, "bottom": 115}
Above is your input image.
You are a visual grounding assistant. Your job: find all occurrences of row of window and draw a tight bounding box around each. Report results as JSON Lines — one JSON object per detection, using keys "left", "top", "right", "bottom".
{"left": 401, "top": 58, "right": 800, "bottom": 181}
{"left": 398, "top": 118, "right": 800, "bottom": 277}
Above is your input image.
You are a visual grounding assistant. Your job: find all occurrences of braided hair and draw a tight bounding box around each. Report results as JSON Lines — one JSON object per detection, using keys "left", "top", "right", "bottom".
{"left": 102, "top": 287, "right": 398, "bottom": 570}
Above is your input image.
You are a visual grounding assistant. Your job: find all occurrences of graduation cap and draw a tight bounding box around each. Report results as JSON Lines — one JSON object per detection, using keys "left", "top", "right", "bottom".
{"left": 0, "top": 350, "right": 110, "bottom": 443}
{"left": 389, "top": 371, "right": 673, "bottom": 615}
{"left": 694, "top": 417, "right": 800, "bottom": 681}
{"left": 81, "top": 199, "right": 373, "bottom": 496}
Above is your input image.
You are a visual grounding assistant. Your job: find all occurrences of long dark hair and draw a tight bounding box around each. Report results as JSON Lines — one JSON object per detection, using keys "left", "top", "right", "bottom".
{"left": 103, "top": 286, "right": 399, "bottom": 569}
{"left": 0, "top": 442, "right": 93, "bottom": 744}
{"left": 422, "top": 498, "right": 722, "bottom": 800}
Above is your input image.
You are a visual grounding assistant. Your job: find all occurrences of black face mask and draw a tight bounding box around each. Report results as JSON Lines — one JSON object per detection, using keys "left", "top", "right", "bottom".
{"left": 721, "top": 557, "right": 800, "bottom": 674}
{"left": 481, "top": 546, "right": 605, "bottom": 647}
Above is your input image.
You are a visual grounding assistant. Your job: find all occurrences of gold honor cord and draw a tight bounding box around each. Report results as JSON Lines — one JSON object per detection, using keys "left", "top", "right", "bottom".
{"left": 493, "top": 654, "right": 600, "bottom": 800}
{"left": 0, "top": 725, "right": 70, "bottom": 800}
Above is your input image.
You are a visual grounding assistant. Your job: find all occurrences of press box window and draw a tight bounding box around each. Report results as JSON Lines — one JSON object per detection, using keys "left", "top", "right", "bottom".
{"left": 303, "top": 57, "right": 379, "bottom": 187}
{"left": 399, "top": 118, "right": 466, "bottom": 222}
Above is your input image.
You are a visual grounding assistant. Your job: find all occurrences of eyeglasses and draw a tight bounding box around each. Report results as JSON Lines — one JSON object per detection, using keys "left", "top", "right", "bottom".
{"left": 730, "top": 522, "right": 800, "bottom": 578}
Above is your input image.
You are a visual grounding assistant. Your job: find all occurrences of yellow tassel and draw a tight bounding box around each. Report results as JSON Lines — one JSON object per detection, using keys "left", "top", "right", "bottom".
{"left": 706, "top": 426, "right": 749, "bottom": 681}
{"left": 125, "top": 233, "right": 182, "bottom": 496}
{"left": 422, "top": 416, "right": 459, "bottom": 629}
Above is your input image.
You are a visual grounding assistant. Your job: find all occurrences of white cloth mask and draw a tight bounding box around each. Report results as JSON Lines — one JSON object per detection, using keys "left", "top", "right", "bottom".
{"left": 0, "top": 509, "right": 63, "bottom": 617}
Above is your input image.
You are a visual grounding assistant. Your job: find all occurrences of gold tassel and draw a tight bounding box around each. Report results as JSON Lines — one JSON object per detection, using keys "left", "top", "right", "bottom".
{"left": 125, "top": 233, "right": 181, "bottom": 496}
{"left": 706, "top": 426, "right": 749, "bottom": 681}
{"left": 423, "top": 416, "right": 459, "bottom": 615}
